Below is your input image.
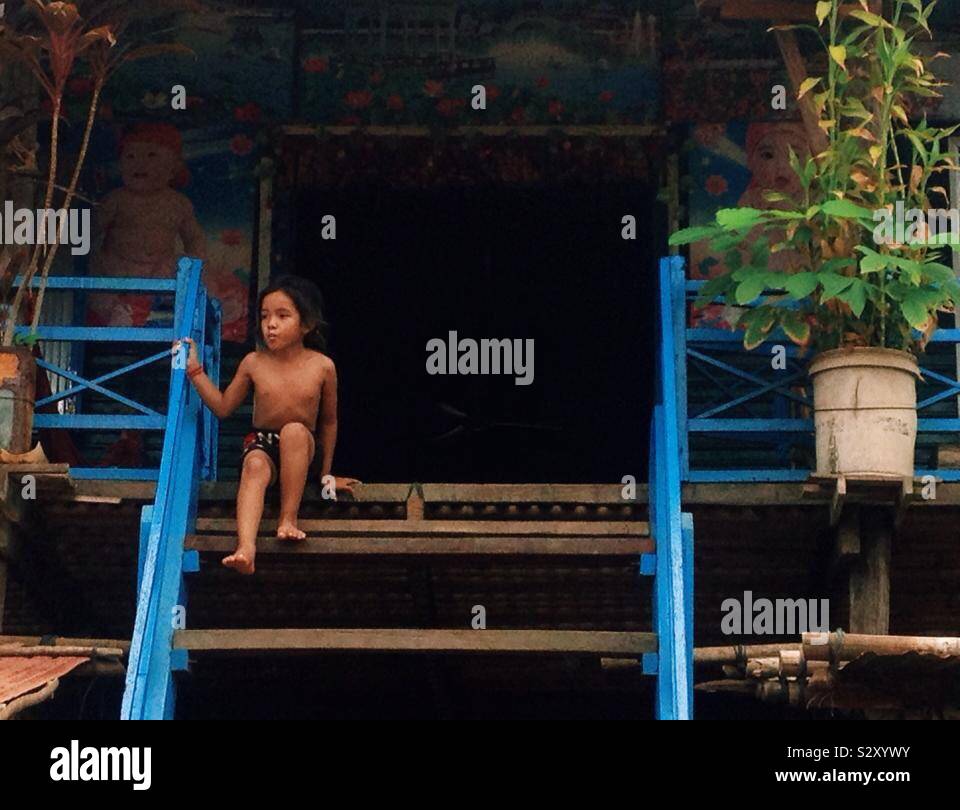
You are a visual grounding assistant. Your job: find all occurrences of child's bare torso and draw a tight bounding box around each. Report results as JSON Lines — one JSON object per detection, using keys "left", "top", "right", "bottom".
{"left": 248, "top": 349, "right": 329, "bottom": 432}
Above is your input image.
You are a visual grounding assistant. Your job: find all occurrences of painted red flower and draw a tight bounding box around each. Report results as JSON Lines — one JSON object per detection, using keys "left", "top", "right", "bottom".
{"left": 369, "top": 70, "right": 385, "bottom": 85}
{"left": 68, "top": 77, "right": 94, "bottom": 95}
{"left": 424, "top": 79, "right": 444, "bottom": 97}
{"left": 234, "top": 102, "right": 262, "bottom": 123}
{"left": 486, "top": 84, "right": 501, "bottom": 102}
{"left": 229, "top": 134, "right": 254, "bottom": 156}
{"left": 548, "top": 99, "right": 564, "bottom": 118}
{"left": 509, "top": 106, "right": 526, "bottom": 125}
{"left": 536, "top": 75, "right": 549, "bottom": 89}
{"left": 386, "top": 94, "right": 404, "bottom": 111}
{"left": 705, "top": 174, "right": 728, "bottom": 196}
{"left": 302, "top": 56, "right": 328, "bottom": 73}
{"left": 436, "top": 97, "right": 465, "bottom": 117}
{"left": 345, "top": 90, "right": 373, "bottom": 109}
{"left": 599, "top": 90, "right": 615, "bottom": 103}
{"left": 220, "top": 229, "right": 244, "bottom": 246}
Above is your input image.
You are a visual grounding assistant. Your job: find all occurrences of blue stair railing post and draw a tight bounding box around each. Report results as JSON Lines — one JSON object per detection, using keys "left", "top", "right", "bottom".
{"left": 650, "top": 256, "right": 694, "bottom": 720}
{"left": 669, "top": 256, "right": 690, "bottom": 480}
{"left": 122, "top": 256, "right": 213, "bottom": 720}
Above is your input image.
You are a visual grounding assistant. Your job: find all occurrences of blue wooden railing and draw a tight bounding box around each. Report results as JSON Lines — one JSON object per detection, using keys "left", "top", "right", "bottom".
{"left": 14, "top": 261, "right": 221, "bottom": 481}
{"left": 662, "top": 255, "right": 960, "bottom": 482}
{"left": 649, "top": 256, "right": 694, "bottom": 719}
{"left": 117, "top": 257, "right": 219, "bottom": 719}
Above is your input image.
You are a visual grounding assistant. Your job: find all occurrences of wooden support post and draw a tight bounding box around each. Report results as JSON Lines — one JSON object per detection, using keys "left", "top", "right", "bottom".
{"left": 847, "top": 506, "right": 891, "bottom": 635}
{"left": 829, "top": 505, "right": 859, "bottom": 577}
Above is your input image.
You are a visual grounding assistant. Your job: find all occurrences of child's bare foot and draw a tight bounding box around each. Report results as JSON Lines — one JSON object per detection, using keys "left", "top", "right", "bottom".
{"left": 276, "top": 520, "right": 306, "bottom": 541}
{"left": 222, "top": 548, "right": 256, "bottom": 574}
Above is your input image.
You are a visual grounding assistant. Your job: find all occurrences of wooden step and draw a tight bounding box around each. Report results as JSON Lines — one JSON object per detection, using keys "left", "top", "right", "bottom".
{"left": 185, "top": 533, "right": 653, "bottom": 556}
{"left": 193, "top": 518, "right": 649, "bottom": 536}
{"left": 173, "top": 628, "right": 657, "bottom": 657}
{"left": 187, "top": 517, "right": 652, "bottom": 556}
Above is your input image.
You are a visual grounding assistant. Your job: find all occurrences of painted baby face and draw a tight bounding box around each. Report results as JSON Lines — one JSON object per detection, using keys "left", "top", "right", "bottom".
{"left": 749, "top": 131, "right": 808, "bottom": 196}
{"left": 120, "top": 141, "right": 177, "bottom": 193}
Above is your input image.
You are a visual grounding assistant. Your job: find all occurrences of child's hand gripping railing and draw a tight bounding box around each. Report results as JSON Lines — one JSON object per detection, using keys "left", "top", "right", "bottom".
{"left": 121, "top": 256, "right": 220, "bottom": 720}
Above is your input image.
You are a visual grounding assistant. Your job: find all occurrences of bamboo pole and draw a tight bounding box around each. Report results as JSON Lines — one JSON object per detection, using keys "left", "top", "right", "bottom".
{"left": 695, "top": 642, "right": 801, "bottom": 665}
{"left": 0, "top": 645, "right": 122, "bottom": 658}
{"left": 803, "top": 632, "right": 960, "bottom": 661}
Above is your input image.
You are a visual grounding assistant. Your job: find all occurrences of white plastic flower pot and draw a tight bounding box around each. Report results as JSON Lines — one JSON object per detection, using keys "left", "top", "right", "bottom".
{"left": 808, "top": 347, "right": 920, "bottom": 478}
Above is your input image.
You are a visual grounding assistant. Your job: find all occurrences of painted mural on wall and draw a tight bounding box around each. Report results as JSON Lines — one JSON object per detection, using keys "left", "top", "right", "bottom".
{"left": 77, "top": 121, "right": 256, "bottom": 342}
{"left": 299, "top": 1, "right": 660, "bottom": 126}
{"left": 55, "top": 4, "right": 289, "bottom": 342}
{"left": 686, "top": 120, "right": 810, "bottom": 328}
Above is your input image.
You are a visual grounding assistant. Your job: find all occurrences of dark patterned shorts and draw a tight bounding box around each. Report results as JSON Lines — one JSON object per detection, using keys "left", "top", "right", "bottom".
{"left": 241, "top": 430, "right": 281, "bottom": 483}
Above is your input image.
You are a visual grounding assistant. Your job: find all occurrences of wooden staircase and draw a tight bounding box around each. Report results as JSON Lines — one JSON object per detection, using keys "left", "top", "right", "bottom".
{"left": 176, "top": 485, "right": 656, "bottom": 663}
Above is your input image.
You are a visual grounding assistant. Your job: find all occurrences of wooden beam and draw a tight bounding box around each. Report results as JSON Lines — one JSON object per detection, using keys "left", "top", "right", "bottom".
{"left": 185, "top": 533, "right": 654, "bottom": 556}
{"left": 847, "top": 507, "right": 891, "bottom": 635}
{"left": 283, "top": 124, "right": 664, "bottom": 138}
{"left": 193, "top": 518, "right": 650, "bottom": 536}
{"left": 712, "top": 1, "right": 867, "bottom": 21}
{"left": 421, "top": 483, "right": 633, "bottom": 503}
{"left": 721, "top": 1, "right": 819, "bottom": 20}
{"left": 829, "top": 506, "right": 860, "bottom": 576}
{"left": 0, "top": 645, "right": 124, "bottom": 658}
{"left": 174, "top": 629, "right": 658, "bottom": 657}
{"left": 0, "top": 635, "right": 130, "bottom": 651}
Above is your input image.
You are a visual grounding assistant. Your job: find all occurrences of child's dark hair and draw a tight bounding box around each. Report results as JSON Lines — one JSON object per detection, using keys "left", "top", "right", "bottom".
{"left": 255, "top": 274, "right": 328, "bottom": 353}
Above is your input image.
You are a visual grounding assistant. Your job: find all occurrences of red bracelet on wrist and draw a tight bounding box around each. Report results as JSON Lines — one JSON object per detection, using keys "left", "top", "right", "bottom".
{"left": 187, "top": 365, "right": 203, "bottom": 379}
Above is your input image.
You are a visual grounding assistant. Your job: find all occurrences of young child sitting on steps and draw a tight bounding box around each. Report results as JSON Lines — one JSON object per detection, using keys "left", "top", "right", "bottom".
{"left": 175, "top": 275, "right": 359, "bottom": 575}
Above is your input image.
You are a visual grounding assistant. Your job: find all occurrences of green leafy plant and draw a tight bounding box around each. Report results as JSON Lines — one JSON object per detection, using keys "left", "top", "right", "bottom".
{"left": 670, "top": 0, "right": 960, "bottom": 354}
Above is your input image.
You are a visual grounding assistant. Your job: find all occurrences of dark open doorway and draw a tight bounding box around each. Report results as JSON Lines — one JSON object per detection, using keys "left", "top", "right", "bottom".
{"left": 289, "top": 180, "right": 664, "bottom": 482}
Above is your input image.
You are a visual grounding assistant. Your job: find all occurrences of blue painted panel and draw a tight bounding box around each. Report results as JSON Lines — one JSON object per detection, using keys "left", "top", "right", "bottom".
{"left": 182, "top": 550, "right": 200, "bottom": 573}
{"left": 688, "top": 418, "right": 812, "bottom": 432}
{"left": 137, "top": 506, "right": 153, "bottom": 592}
{"left": 670, "top": 257, "right": 690, "bottom": 479}
{"left": 13, "top": 275, "right": 177, "bottom": 292}
{"left": 14, "top": 326, "right": 175, "bottom": 342}
{"left": 32, "top": 415, "right": 166, "bottom": 429}
{"left": 687, "top": 469, "right": 810, "bottom": 483}
{"left": 681, "top": 512, "right": 694, "bottom": 714}
{"left": 62, "top": 467, "right": 161, "bottom": 481}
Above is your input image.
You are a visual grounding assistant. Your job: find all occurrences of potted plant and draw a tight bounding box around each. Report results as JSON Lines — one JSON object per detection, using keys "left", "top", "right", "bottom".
{"left": 670, "top": 0, "right": 960, "bottom": 479}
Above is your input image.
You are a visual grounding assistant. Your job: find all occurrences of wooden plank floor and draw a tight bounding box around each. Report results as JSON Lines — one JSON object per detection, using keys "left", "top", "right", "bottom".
{"left": 174, "top": 628, "right": 657, "bottom": 656}
{"left": 186, "top": 534, "right": 653, "bottom": 556}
